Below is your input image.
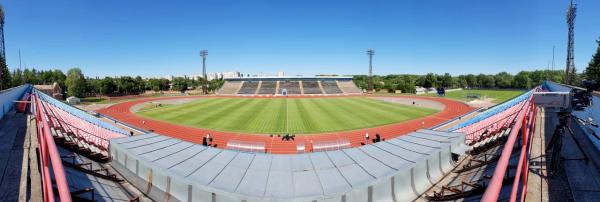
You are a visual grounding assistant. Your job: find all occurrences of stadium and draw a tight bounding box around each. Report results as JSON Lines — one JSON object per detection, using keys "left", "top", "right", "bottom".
{"left": 3, "top": 76, "right": 540, "bottom": 202}
{"left": 3, "top": 1, "right": 600, "bottom": 202}
{"left": 96, "top": 76, "right": 474, "bottom": 154}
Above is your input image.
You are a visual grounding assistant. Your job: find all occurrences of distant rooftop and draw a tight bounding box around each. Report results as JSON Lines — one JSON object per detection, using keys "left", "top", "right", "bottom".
{"left": 225, "top": 75, "right": 353, "bottom": 81}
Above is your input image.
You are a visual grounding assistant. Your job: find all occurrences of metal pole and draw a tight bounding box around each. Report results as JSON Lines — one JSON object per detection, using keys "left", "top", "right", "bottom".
{"left": 200, "top": 50, "right": 208, "bottom": 94}
{"left": 367, "top": 49, "right": 374, "bottom": 93}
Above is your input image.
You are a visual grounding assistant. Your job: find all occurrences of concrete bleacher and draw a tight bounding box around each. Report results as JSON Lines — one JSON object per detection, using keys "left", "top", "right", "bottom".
{"left": 110, "top": 129, "right": 465, "bottom": 202}
{"left": 238, "top": 81, "right": 260, "bottom": 94}
{"left": 217, "top": 81, "right": 243, "bottom": 94}
{"left": 279, "top": 81, "right": 301, "bottom": 94}
{"left": 217, "top": 76, "right": 360, "bottom": 95}
{"left": 321, "top": 80, "right": 343, "bottom": 94}
{"left": 258, "top": 81, "right": 277, "bottom": 94}
{"left": 302, "top": 81, "right": 323, "bottom": 94}
{"left": 337, "top": 80, "right": 362, "bottom": 94}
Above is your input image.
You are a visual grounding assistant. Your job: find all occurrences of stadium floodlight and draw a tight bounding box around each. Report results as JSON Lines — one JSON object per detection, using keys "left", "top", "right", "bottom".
{"left": 200, "top": 50, "right": 208, "bottom": 94}
{"left": 367, "top": 49, "right": 375, "bottom": 93}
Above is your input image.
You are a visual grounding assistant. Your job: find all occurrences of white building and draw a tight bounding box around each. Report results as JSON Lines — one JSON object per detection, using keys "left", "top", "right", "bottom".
{"left": 203, "top": 71, "right": 241, "bottom": 81}
{"left": 222, "top": 71, "right": 240, "bottom": 79}
{"left": 277, "top": 71, "right": 285, "bottom": 77}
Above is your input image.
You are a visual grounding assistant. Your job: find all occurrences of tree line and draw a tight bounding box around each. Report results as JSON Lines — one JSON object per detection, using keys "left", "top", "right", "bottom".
{"left": 5, "top": 67, "right": 225, "bottom": 98}
{"left": 352, "top": 70, "right": 566, "bottom": 93}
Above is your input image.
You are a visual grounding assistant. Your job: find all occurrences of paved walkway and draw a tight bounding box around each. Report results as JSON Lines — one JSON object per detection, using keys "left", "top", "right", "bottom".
{"left": 96, "top": 95, "right": 474, "bottom": 154}
{"left": 0, "top": 112, "right": 41, "bottom": 201}
{"left": 524, "top": 107, "right": 600, "bottom": 201}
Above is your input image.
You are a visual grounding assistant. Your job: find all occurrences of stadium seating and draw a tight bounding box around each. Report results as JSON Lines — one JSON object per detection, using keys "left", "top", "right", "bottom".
{"left": 36, "top": 90, "right": 128, "bottom": 135}
{"left": 321, "top": 80, "right": 343, "bottom": 94}
{"left": 448, "top": 90, "right": 532, "bottom": 131}
{"left": 302, "top": 80, "right": 322, "bottom": 94}
{"left": 337, "top": 80, "right": 362, "bottom": 93}
{"left": 217, "top": 81, "right": 242, "bottom": 94}
{"left": 279, "top": 81, "right": 301, "bottom": 94}
{"left": 258, "top": 81, "right": 277, "bottom": 94}
{"left": 238, "top": 81, "right": 259, "bottom": 94}
{"left": 218, "top": 77, "right": 361, "bottom": 95}
{"left": 448, "top": 89, "right": 536, "bottom": 145}
{"left": 34, "top": 89, "right": 127, "bottom": 156}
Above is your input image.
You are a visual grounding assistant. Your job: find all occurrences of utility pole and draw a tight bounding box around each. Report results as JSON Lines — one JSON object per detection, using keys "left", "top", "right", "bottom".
{"left": 200, "top": 50, "right": 208, "bottom": 94}
{"left": 367, "top": 49, "right": 375, "bottom": 93}
{"left": 552, "top": 46, "right": 555, "bottom": 71}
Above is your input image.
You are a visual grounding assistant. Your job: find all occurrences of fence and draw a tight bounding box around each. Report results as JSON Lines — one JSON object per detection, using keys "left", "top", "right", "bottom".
{"left": 312, "top": 139, "right": 351, "bottom": 152}
{"left": 226, "top": 140, "right": 266, "bottom": 153}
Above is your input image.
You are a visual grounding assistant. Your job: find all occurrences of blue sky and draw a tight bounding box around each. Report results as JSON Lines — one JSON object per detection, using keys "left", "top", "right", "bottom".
{"left": 3, "top": 0, "right": 600, "bottom": 77}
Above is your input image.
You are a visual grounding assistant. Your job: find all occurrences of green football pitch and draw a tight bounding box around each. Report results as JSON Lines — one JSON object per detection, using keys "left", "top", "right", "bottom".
{"left": 136, "top": 97, "right": 438, "bottom": 134}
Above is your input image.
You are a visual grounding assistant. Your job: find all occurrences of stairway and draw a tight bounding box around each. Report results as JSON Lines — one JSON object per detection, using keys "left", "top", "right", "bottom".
{"left": 254, "top": 81, "right": 262, "bottom": 95}
{"left": 317, "top": 81, "right": 326, "bottom": 94}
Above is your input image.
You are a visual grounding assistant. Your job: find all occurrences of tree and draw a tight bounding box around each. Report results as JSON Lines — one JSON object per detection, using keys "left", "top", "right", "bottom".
{"left": 11, "top": 69, "right": 23, "bottom": 87}
{"left": 51, "top": 69, "right": 66, "bottom": 88}
{"left": 134, "top": 76, "right": 145, "bottom": 93}
{"left": 208, "top": 79, "right": 225, "bottom": 92}
{"left": 441, "top": 73, "right": 453, "bottom": 88}
{"left": 116, "top": 76, "right": 136, "bottom": 94}
{"left": 65, "top": 68, "right": 87, "bottom": 97}
{"left": 422, "top": 73, "right": 437, "bottom": 89}
{"left": 585, "top": 37, "right": 600, "bottom": 89}
{"left": 513, "top": 71, "right": 531, "bottom": 89}
{"left": 100, "top": 77, "right": 117, "bottom": 95}
{"left": 0, "top": 57, "right": 10, "bottom": 90}
{"left": 494, "top": 72, "right": 513, "bottom": 88}
{"left": 147, "top": 78, "right": 162, "bottom": 92}
{"left": 456, "top": 75, "right": 468, "bottom": 88}
{"left": 171, "top": 77, "right": 188, "bottom": 92}
{"left": 465, "top": 74, "right": 477, "bottom": 88}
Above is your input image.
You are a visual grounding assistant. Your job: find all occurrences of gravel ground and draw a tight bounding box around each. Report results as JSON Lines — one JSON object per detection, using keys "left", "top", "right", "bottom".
{"left": 369, "top": 97, "right": 446, "bottom": 110}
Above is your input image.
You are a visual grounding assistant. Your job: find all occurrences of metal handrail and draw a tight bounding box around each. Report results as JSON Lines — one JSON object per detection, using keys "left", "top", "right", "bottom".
{"left": 33, "top": 94, "right": 73, "bottom": 202}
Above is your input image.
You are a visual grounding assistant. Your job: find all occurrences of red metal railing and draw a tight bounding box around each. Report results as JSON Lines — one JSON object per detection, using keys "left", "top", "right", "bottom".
{"left": 32, "top": 94, "right": 72, "bottom": 202}
{"left": 481, "top": 97, "right": 536, "bottom": 202}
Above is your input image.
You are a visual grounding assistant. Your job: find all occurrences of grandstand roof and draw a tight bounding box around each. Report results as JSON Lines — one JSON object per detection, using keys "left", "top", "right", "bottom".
{"left": 110, "top": 129, "right": 466, "bottom": 201}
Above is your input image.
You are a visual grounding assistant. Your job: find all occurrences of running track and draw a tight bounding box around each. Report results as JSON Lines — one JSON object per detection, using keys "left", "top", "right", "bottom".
{"left": 97, "top": 95, "right": 474, "bottom": 154}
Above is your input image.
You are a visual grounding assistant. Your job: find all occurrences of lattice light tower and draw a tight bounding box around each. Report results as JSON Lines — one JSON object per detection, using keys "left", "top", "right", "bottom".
{"left": 0, "top": 5, "right": 5, "bottom": 88}
{"left": 0, "top": 5, "right": 5, "bottom": 60}
{"left": 200, "top": 50, "right": 208, "bottom": 94}
{"left": 565, "top": 0, "right": 577, "bottom": 85}
{"left": 367, "top": 49, "right": 375, "bottom": 93}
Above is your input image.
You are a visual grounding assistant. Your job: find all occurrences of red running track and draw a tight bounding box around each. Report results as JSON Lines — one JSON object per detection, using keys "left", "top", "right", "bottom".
{"left": 96, "top": 95, "right": 474, "bottom": 154}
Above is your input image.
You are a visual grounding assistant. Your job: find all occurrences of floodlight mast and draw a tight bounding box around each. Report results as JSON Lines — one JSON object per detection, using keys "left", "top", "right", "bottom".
{"left": 0, "top": 5, "right": 5, "bottom": 89}
{"left": 565, "top": 0, "right": 576, "bottom": 85}
{"left": 367, "top": 49, "right": 375, "bottom": 93}
{"left": 200, "top": 50, "right": 208, "bottom": 94}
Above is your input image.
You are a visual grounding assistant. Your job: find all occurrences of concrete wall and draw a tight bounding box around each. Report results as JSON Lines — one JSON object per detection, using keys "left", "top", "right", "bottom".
{"left": 0, "top": 85, "right": 31, "bottom": 120}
